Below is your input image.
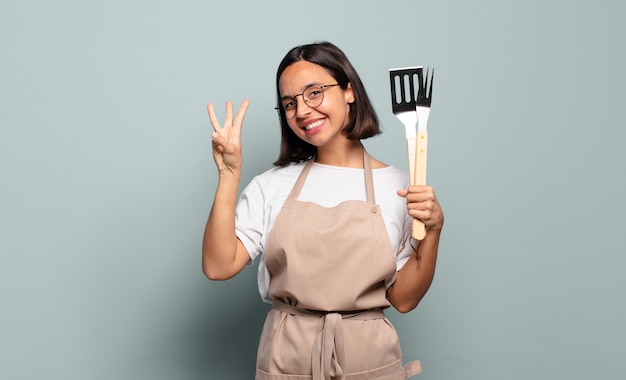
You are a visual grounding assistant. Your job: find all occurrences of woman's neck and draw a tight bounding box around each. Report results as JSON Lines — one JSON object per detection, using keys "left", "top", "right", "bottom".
{"left": 314, "top": 141, "right": 364, "bottom": 168}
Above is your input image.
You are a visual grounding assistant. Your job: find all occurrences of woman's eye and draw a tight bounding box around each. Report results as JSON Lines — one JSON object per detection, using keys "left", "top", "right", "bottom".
{"left": 283, "top": 101, "right": 296, "bottom": 110}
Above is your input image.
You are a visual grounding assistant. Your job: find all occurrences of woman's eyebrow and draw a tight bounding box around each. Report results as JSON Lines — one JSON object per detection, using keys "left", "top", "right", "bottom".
{"left": 280, "top": 82, "right": 322, "bottom": 100}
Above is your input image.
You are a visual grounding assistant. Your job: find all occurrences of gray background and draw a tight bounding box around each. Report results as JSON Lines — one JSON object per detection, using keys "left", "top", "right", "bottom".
{"left": 1, "top": 0, "right": 624, "bottom": 379}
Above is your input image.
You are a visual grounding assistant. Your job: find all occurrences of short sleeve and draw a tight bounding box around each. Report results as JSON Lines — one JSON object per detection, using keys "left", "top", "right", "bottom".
{"left": 235, "top": 179, "right": 265, "bottom": 262}
{"left": 396, "top": 211, "right": 419, "bottom": 271}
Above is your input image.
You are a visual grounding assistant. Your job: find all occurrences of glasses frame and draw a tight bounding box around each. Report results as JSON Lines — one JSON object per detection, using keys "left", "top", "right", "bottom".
{"left": 275, "top": 83, "right": 340, "bottom": 119}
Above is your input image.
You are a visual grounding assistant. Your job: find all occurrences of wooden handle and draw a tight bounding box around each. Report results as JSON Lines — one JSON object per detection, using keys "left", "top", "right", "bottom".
{"left": 412, "top": 218, "right": 426, "bottom": 240}
{"left": 412, "top": 131, "right": 428, "bottom": 240}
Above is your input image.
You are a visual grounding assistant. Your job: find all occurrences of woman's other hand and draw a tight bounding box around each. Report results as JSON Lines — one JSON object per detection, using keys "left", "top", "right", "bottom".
{"left": 397, "top": 186, "right": 444, "bottom": 232}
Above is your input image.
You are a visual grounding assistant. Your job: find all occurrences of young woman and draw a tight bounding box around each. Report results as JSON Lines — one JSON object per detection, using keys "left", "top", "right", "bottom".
{"left": 203, "top": 41, "right": 444, "bottom": 379}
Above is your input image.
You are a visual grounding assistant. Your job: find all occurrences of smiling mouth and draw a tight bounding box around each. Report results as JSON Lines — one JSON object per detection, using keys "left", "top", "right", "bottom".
{"left": 303, "top": 119, "right": 324, "bottom": 130}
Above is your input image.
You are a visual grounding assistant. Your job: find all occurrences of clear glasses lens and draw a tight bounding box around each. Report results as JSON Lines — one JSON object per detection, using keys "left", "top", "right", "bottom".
{"left": 304, "top": 85, "right": 325, "bottom": 107}
{"left": 282, "top": 85, "right": 325, "bottom": 119}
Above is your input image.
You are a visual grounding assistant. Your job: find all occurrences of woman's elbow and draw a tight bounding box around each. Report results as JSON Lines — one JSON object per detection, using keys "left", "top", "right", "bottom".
{"left": 393, "top": 300, "right": 419, "bottom": 314}
{"left": 202, "top": 261, "right": 237, "bottom": 281}
{"left": 203, "top": 268, "right": 229, "bottom": 281}
{"left": 387, "top": 288, "right": 422, "bottom": 313}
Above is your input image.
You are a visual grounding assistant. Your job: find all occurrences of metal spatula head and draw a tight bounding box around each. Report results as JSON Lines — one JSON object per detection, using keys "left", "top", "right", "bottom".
{"left": 389, "top": 66, "right": 422, "bottom": 139}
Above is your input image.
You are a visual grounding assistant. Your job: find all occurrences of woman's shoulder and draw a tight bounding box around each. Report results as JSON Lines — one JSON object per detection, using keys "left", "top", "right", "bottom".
{"left": 253, "top": 161, "right": 306, "bottom": 180}
{"left": 368, "top": 156, "right": 407, "bottom": 179}
{"left": 369, "top": 156, "right": 388, "bottom": 169}
{"left": 373, "top": 163, "right": 409, "bottom": 183}
{"left": 245, "top": 161, "right": 306, "bottom": 193}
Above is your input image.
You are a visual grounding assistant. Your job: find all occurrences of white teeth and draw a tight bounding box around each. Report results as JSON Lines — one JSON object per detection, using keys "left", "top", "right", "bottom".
{"left": 304, "top": 119, "right": 324, "bottom": 130}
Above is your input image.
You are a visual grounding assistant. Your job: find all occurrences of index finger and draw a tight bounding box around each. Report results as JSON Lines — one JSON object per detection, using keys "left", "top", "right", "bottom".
{"left": 206, "top": 103, "right": 223, "bottom": 133}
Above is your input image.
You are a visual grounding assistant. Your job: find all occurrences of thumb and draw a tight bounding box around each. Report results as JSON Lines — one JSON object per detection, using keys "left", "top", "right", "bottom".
{"left": 396, "top": 189, "right": 408, "bottom": 197}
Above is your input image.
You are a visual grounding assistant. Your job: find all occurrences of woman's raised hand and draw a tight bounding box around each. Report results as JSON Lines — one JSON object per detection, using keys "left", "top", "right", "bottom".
{"left": 397, "top": 185, "right": 444, "bottom": 232}
{"left": 207, "top": 99, "right": 250, "bottom": 174}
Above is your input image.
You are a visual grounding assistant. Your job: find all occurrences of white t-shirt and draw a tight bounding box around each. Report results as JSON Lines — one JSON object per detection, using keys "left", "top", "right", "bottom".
{"left": 235, "top": 161, "right": 416, "bottom": 303}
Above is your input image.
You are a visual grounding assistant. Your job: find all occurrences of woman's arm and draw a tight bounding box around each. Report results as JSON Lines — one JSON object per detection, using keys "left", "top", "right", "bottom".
{"left": 202, "top": 100, "right": 252, "bottom": 281}
{"left": 387, "top": 185, "right": 444, "bottom": 312}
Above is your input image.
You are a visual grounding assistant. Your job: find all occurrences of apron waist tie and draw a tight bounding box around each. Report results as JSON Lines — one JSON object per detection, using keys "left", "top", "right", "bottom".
{"left": 271, "top": 302, "right": 385, "bottom": 380}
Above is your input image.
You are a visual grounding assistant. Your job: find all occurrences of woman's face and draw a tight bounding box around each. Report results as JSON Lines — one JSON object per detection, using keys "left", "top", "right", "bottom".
{"left": 278, "top": 60, "right": 354, "bottom": 149}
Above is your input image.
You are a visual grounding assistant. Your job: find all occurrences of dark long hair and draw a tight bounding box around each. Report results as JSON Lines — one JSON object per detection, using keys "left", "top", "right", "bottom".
{"left": 273, "top": 42, "right": 380, "bottom": 166}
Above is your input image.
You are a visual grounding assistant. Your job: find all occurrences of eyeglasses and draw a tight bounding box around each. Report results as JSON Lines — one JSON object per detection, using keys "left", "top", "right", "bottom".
{"left": 275, "top": 83, "right": 340, "bottom": 119}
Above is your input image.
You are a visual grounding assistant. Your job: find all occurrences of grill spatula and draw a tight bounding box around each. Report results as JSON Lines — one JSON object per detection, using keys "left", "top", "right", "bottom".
{"left": 389, "top": 66, "right": 425, "bottom": 240}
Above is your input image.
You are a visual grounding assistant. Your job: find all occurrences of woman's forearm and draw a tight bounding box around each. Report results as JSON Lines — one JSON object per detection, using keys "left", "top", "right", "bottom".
{"left": 387, "top": 228, "right": 441, "bottom": 313}
{"left": 202, "top": 172, "right": 249, "bottom": 280}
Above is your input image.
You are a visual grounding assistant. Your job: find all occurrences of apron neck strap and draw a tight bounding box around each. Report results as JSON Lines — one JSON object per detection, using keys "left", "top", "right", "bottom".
{"left": 363, "top": 149, "right": 375, "bottom": 204}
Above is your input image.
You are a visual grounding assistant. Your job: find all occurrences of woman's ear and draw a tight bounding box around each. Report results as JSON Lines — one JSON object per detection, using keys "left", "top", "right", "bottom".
{"left": 345, "top": 83, "right": 355, "bottom": 104}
